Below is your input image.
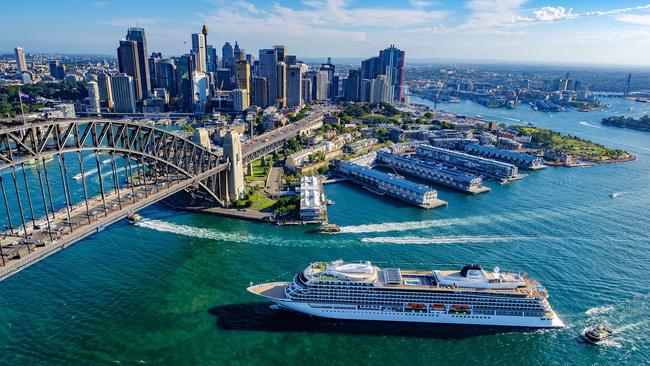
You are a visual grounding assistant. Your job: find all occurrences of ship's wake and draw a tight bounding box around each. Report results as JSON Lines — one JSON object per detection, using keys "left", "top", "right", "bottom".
{"left": 585, "top": 305, "right": 615, "bottom": 317}
{"left": 579, "top": 121, "right": 602, "bottom": 129}
{"left": 136, "top": 219, "right": 252, "bottom": 243}
{"left": 358, "top": 235, "right": 526, "bottom": 245}
{"left": 339, "top": 217, "right": 485, "bottom": 234}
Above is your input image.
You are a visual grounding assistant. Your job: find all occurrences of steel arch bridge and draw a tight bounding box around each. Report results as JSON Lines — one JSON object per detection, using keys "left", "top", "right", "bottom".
{"left": 0, "top": 119, "right": 230, "bottom": 280}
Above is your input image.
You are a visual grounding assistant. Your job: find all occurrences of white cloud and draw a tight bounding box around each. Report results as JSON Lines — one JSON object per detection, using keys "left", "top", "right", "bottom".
{"left": 615, "top": 14, "right": 650, "bottom": 25}
{"left": 533, "top": 6, "right": 574, "bottom": 22}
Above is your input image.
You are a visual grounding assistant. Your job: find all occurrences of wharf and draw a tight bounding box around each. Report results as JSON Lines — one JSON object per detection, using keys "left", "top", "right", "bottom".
{"left": 179, "top": 206, "right": 273, "bottom": 222}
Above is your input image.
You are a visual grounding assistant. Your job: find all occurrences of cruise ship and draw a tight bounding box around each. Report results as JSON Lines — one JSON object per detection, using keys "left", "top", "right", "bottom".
{"left": 248, "top": 260, "right": 564, "bottom": 328}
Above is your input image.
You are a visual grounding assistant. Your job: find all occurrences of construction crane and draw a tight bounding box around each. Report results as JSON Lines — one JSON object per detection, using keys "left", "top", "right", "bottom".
{"left": 624, "top": 73, "right": 631, "bottom": 96}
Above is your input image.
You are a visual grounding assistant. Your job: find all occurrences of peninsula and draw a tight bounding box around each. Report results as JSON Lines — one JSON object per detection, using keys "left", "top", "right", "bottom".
{"left": 601, "top": 115, "right": 650, "bottom": 132}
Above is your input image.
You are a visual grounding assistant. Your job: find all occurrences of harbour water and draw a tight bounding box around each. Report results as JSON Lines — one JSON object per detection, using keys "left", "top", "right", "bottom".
{"left": 1, "top": 97, "right": 649, "bottom": 365}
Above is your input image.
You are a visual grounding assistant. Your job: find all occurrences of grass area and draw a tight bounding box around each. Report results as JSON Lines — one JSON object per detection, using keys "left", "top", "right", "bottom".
{"left": 360, "top": 113, "right": 388, "bottom": 122}
{"left": 245, "top": 157, "right": 270, "bottom": 182}
{"left": 246, "top": 189, "right": 276, "bottom": 210}
{"left": 513, "top": 126, "right": 632, "bottom": 161}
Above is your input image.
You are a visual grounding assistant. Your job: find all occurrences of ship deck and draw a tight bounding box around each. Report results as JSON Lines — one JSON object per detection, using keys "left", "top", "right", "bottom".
{"left": 247, "top": 282, "right": 290, "bottom": 300}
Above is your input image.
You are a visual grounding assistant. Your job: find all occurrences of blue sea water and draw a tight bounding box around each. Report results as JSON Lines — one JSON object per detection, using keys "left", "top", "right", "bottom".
{"left": 0, "top": 97, "right": 649, "bottom": 365}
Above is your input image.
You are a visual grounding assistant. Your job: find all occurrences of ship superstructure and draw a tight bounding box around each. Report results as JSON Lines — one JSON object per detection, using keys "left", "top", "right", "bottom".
{"left": 248, "top": 260, "right": 564, "bottom": 328}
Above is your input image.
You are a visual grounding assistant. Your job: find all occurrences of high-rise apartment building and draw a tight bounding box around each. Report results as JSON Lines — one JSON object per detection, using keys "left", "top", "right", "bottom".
{"left": 14, "top": 47, "right": 27, "bottom": 72}
{"left": 111, "top": 73, "right": 137, "bottom": 113}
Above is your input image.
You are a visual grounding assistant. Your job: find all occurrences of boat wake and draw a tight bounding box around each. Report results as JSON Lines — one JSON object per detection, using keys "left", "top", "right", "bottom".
{"left": 359, "top": 235, "right": 525, "bottom": 245}
{"left": 338, "top": 217, "right": 486, "bottom": 234}
{"left": 579, "top": 121, "right": 602, "bottom": 129}
{"left": 136, "top": 219, "right": 252, "bottom": 243}
{"left": 586, "top": 305, "right": 615, "bottom": 317}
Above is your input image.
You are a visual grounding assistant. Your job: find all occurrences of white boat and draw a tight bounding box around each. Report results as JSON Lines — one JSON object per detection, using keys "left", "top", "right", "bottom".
{"left": 248, "top": 261, "right": 564, "bottom": 329}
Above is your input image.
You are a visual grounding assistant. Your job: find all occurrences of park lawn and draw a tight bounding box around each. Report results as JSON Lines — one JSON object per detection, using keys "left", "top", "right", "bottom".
{"left": 247, "top": 189, "right": 276, "bottom": 210}
{"left": 245, "top": 158, "right": 269, "bottom": 182}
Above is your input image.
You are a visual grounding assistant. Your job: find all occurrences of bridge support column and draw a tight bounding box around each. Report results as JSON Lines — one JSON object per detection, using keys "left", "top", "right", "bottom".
{"left": 223, "top": 131, "right": 245, "bottom": 202}
{"left": 247, "top": 162, "right": 253, "bottom": 176}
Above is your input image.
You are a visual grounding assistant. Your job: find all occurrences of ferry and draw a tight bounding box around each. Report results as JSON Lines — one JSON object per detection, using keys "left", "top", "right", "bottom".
{"left": 248, "top": 260, "right": 564, "bottom": 329}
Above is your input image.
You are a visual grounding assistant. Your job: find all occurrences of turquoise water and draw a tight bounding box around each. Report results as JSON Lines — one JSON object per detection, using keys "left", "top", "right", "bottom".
{"left": 1, "top": 97, "right": 649, "bottom": 365}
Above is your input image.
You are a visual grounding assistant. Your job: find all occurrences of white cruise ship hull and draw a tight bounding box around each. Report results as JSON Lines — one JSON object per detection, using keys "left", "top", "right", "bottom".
{"left": 274, "top": 300, "right": 564, "bottom": 328}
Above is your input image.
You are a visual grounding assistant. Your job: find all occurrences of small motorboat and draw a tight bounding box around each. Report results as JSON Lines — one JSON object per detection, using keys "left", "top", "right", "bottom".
{"left": 609, "top": 192, "right": 621, "bottom": 198}
{"left": 126, "top": 213, "right": 142, "bottom": 225}
{"left": 584, "top": 324, "right": 613, "bottom": 344}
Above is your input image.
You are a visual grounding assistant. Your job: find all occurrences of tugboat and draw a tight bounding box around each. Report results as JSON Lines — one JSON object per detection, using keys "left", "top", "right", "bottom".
{"left": 584, "top": 323, "right": 613, "bottom": 344}
{"left": 126, "top": 213, "right": 142, "bottom": 225}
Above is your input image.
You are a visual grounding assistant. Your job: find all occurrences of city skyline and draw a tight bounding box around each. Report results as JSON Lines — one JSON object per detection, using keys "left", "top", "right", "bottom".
{"left": 2, "top": 0, "right": 650, "bottom": 66}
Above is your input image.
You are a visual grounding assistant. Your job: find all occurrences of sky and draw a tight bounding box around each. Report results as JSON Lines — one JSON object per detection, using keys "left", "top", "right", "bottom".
{"left": 3, "top": 0, "right": 650, "bottom": 66}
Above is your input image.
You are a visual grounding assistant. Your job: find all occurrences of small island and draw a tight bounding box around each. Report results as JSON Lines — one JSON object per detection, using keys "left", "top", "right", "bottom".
{"left": 512, "top": 126, "right": 635, "bottom": 163}
{"left": 601, "top": 115, "right": 650, "bottom": 132}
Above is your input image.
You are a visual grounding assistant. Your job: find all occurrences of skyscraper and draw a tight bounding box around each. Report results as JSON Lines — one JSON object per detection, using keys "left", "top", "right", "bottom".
{"left": 14, "top": 47, "right": 27, "bottom": 72}
{"left": 253, "top": 77, "right": 268, "bottom": 108}
{"left": 111, "top": 73, "right": 137, "bottom": 113}
{"left": 274, "top": 45, "right": 286, "bottom": 62}
{"left": 117, "top": 40, "right": 143, "bottom": 100}
{"left": 191, "top": 33, "right": 207, "bottom": 72}
{"left": 206, "top": 45, "right": 218, "bottom": 73}
{"left": 87, "top": 81, "right": 101, "bottom": 115}
{"left": 286, "top": 64, "right": 302, "bottom": 108}
{"left": 236, "top": 59, "right": 250, "bottom": 106}
{"left": 125, "top": 28, "right": 151, "bottom": 98}
{"left": 222, "top": 42, "right": 234, "bottom": 70}
{"left": 192, "top": 71, "right": 209, "bottom": 112}
{"left": 301, "top": 78, "right": 312, "bottom": 103}
{"left": 379, "top": 45, "right": 405, "bottom": 102}
{"left": 258, "top": 49, "right": 278, "bottom": 105}
{"left": 157, "top": 58, "right": 177, "bottom": 97}
{"left": 344, "top": 69, "right": 361, "bottom": 101}
{"left": 232, "top": 89, "right": 249, "bottom": 111}
{"left": 176, "top": 54, "right": 193, "bottom": 113}
{"left": 276, "top": 61, "right": 286, "bottom": 108}
{"left": 315, "top": 71, "right": 329, "bottom": 100}
{"left": 49, "top": 60, "right": 66, "bottom": 80}
{"left": 96, "top": 71, "right": 114, "bottom": 110}
{"left": 148, "top": 52, "right": 162, "bottom": 88}
{"left": 233, "top": 41, "right": 242, "bottom": 62}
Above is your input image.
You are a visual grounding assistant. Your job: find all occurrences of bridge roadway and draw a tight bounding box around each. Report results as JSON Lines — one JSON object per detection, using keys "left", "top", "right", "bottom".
{"left": 241, "top": 109, "right": 325, "bottom": 163}
{"left": 0, "top": 163, "right": 226, "bottom": 280}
